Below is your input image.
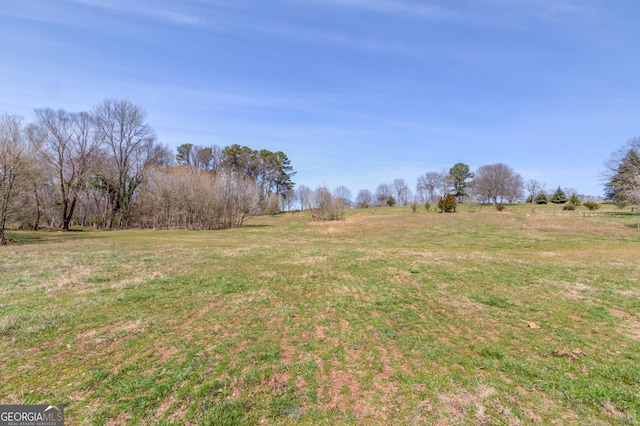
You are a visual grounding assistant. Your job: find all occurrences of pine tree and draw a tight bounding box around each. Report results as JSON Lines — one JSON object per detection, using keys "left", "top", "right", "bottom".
{"left": 448, "top": 163, "right": 474, "bottom": 202}
{"left": 605, "top": 146, "right": 640, "bottom": 206}
{"left": 550, "top": 187, "right": 568, "bottom": 204}
{"left": 534, "top": 192, "right": 548, "bottom": 204}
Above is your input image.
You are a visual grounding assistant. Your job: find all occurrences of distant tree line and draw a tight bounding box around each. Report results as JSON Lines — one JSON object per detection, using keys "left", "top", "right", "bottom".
{"left": 0, "top": 100, "right": 296, "bottom": 240}
{"left": 298, "top": 154, "right": 631, "bottom": 218}
{"left": 3, "top": 100, "right": 637, "bottom": 236}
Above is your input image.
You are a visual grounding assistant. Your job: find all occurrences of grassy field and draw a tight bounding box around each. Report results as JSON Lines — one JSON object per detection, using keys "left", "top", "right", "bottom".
{"left": 1, "top": 205, "right": 639, "bottom": 425}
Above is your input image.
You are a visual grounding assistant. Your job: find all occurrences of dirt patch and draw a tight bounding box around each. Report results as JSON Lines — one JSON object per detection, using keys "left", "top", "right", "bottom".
{"left": 232, "top": 340, "right": 249, "bottom": 355}
{"left": 326, "top": 369, "right": 362, "bottom": 411}
{"left": 280, "top": 339, "right": 295, "bottom": 364}
{"left": 601, "top": 400, "right": 632, "bottom": 420}
{"left": 609, "top": 309, "right": 632, "bottom": 318}
{"left": 180, "top": 300, "right": 224, "bottom": 331}
{"left": 339, "top": 318, "right": 350, "bottom": 333}
{"left": 156, "top": 346, "right": 179, "bottom": 363}
{"left": 267, "top": 371, "right": 291, "bottom": 394}
{"left": 619, "top": 321, "right": 640, "bottom": 341}
{"left": 154, "top": 396, "right": 177, "bottom": 421}
{"left": 315, "top": 325, "right": 327, "bottom": 340}
{"left": 77, "top": 320, "right": 148, "bottom": 346}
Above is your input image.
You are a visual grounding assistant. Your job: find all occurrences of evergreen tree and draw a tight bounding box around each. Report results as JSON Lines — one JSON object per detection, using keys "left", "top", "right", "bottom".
{"left": 448, "top": 163, "right": 474, "bottom": 202}
{"left": 534, "top": 192, "right": 548, "bottom": 204}
{"left": 437, "top": 194, "right": 457, "bottom": 212}
{"left": 550, "top": 187, "right": 568, "bottom": 204}
{"left": 604, "top": 144, "right": 640, "bottom": 206}
{"left": 176, "top": 143, "right": 193, "bottom": 166}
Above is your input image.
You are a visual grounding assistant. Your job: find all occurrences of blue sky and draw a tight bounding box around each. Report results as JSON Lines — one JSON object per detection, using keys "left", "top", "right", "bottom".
{"left": 1, "top": 0, "right": 639, "bottom": 197}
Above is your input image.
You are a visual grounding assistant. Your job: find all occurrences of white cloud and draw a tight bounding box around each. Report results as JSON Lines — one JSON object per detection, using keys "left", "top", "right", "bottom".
{"left": 157, "top": 10, "right": 200, "bottom": 25}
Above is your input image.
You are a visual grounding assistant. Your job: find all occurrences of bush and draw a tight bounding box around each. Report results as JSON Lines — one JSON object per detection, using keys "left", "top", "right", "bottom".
{"left": 583, "top": 201, "right": 600, "bottom": 211}
{"left": 386, "top": 196, "right": 396, "bottom": 207}
{"left": 424, "top": 202, "right": 431, "bottom": 211}
{"left": 569, "top": 194, "right": 581, "bottom": 206}
{"left": 437, "top": 195, "right": 457, "bottom": 213}
{"left": 496, "top": 203, "right": 505, "bottom": 211}
{"left": 563, "top": 204, "right": 575, "bottom": 211}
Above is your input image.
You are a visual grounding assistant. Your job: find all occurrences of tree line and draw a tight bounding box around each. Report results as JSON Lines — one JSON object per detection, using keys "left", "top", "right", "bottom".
{"left": 297, "top": 163, "right": 529, "bottom": 216}
{"left": 0, "top": 100, "right": 295, "bottom": 241}
{"left": 2, "top": 99, "right": 637, "bottom": 236}
{"left": 296, "top": 148, "right": 638, "bottom": 219}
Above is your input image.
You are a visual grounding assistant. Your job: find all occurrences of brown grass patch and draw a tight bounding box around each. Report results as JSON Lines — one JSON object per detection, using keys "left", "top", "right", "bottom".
{"left": 437, "top": 384, "right": 497, "bottom": 424}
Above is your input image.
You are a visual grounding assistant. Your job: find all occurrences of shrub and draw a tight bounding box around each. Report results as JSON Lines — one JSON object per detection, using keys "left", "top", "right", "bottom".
{"left": 424, "top": 202, "right": 431, "bottom": 211}
{"left": 496, "top": 203, "right": 505, "bottom": 211}
{"left": 437, "top": 195, "right": 457, "bottom": 213}
{"left": 583, "top": 201, "right": 600, "bottom": 211}
{"left": 563, "top": 204, "right": 575, "bottom": 211}
{"left": 569, "top": 194, "right": 581, "bottom": 206}
{"left": 386, "top": 196, "right": 396, "bottom": 207}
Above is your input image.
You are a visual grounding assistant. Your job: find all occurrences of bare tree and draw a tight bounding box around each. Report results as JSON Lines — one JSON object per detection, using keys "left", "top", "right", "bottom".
{"left": 525, "top": 180, "right": 544, "bottom": 204}
{"left": 375, "top": 183, "right": 392, "bottom": 207}
{"left": 472, "top": 163, "right": 524, "bottom": 204}
{"left": 31, "top": 108, "right": 103, "bottom": 230}
{"left": 355, "top": 189, "right": 373, "bottom": 208}
{"left": 311, "top": 186, "right": 344, "bottom": 220}
{"left": 391, "top": 178, "right": 412, "bottom": 206}
{"left": 416, "top": 171, "right": 441, "bottom": 204}
{"left": 297, "top": 184, "right": 313, "bottom": 210}
{"left": 280, "top": 187, "right": 297, "bottom": 211}
{"left": 505, "top": 173, "right": 524, "bottom": 203}
{"left": 0, "top": 115, "right": 30, "bottom": 241}
{"left": 93, "top": 99, "right": 161, "bottom": 228}
{"left": 135, "top": 167, "right": 261, "bottom": 230}
{"left": 438, "top": 170, "right": 453, "bottom": 198}
{"left": 333, "top": 185, "right": 352, "bottom": 209}
{"left": 190, "top": 145, "right": 222, "bottom": 172}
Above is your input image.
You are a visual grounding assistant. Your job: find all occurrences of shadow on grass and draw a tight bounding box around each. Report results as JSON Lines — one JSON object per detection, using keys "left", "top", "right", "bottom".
{"left": 3, "top": 231, "right": 48, "bottom": 244}
{"left": 3, "top": 229, "right": 90, "bottom": 244}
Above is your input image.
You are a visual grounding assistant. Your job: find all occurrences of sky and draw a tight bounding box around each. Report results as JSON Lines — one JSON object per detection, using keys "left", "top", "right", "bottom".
{"left": 1, "top": 0, "right": 639, "bottom": 198}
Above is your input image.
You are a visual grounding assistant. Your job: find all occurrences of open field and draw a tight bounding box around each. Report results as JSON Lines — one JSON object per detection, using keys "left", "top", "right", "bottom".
{"left": 1, "top": 205, "right": 639, "bottom": 425}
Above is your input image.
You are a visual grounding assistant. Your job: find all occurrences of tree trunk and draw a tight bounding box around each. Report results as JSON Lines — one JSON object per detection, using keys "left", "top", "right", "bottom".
{"left": 33, "top": 184, "right": 41, "bottom": 231}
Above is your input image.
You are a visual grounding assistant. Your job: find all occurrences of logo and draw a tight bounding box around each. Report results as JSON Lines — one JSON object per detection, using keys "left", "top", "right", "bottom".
{"left": 0, "top": 405, "right": 64, "bottom": 426}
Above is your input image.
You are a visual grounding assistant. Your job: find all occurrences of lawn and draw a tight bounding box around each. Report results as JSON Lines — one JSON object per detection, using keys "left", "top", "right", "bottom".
{"left": 1, "top": 206, "right": 639, "bottom": 424}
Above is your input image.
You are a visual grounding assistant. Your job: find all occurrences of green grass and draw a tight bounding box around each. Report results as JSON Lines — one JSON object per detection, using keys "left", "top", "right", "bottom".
{"left": 1, "top": 207, "right": 639, "bottom": 424}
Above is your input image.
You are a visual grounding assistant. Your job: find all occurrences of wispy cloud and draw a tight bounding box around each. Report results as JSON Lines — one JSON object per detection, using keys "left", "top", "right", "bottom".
{"left": 157, "top": 10, "right": 200, "bottom": 25}
{"left": 67, "top": 0, "right": 204, "bottom": 26}
{"left": 251, "top": 23, "right": 417, "bottom": 54}
{"left": 301, "top": 0, "right": 476, "bottom": 22}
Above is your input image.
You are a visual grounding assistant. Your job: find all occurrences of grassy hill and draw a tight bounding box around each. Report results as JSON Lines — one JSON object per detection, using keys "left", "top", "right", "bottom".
{"left": 1, "top": 206, "right": 639, "bottom": 424}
